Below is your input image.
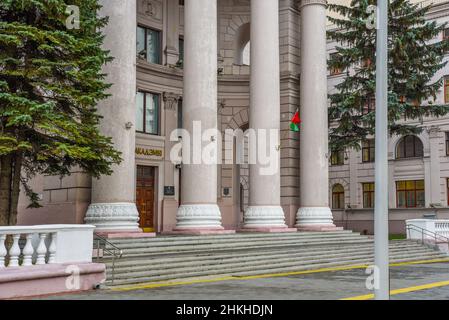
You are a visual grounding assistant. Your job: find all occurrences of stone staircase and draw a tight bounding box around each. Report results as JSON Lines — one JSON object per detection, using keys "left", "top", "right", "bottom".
{"left": 100, "top": 230, "right": 448, "bottom": 287}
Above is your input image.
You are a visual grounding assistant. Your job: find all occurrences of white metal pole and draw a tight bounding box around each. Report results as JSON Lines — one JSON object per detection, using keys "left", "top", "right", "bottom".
{"left": 374, "top": 0, "right": 390, "bottom": 300}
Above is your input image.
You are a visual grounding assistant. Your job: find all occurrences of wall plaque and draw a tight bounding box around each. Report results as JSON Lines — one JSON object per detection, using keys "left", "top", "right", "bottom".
{"left": 164, "top": 186, "right": 175, "bottom": 196}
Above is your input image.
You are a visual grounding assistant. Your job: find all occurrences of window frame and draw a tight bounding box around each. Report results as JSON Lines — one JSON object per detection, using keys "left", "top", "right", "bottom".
{"left": 446, "top": 132, "right": 449, "bottom": 156}
{"left": 137, "top": 25, "right": 162, "bottom": 65}
{"left": 136, "top": 90, "right": 161, "bottom": 136}
{"left": 361, "top": 95, "right": 375, "bottom": 115}
{"left": 444, "top": 76, "right": 449, "bottom": 103}
{"left": 178, "top": 36, "right": 184, "bottom": 64}
{"left": 332, "top": 184, "right": 345, "bottom": 209}
{"left": 362, "top": 182, "right": 375, "bottom": 208}
{"left": 396, "top": 135, "right": 424, "bottom": 159}
{"left": 396, "top": 180, "right": 425, "bottom": 208}
{"left": 330, "top": 150, "right": 345, "bottom": 166}
{"left": 362, "top": 139, "right": 375, "bottom": 163}
{"left": 329, "top": 52, "right": 343, "bottom": 76}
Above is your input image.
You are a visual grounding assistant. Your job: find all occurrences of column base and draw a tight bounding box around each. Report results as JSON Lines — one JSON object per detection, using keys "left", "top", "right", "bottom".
{"left": 175, "top": 204, "right": 224, "bottom": 229}
{"left": 84, "top": 202, "right": 140, "bottom": 232}
{"left": 295, "top": 207, "right": 337, "bottom": 231}
{"left": 242, "top": 206, "right": 288, "bottom": 229}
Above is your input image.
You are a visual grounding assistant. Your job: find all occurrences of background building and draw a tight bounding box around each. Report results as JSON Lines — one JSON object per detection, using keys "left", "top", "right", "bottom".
{"left": 328, "top": 0, "right": 449, "bottom": 234}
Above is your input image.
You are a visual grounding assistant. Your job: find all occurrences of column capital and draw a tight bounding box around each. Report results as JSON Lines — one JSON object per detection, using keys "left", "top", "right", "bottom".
{"left": 163, "top": 92, "right": 180, "bottom": 110}
{"left": 299, "top": 0, "right": 327, "bottom": 8}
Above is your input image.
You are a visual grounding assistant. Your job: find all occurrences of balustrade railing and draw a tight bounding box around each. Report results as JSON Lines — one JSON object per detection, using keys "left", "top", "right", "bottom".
{"left": 406, "top": 219, "right": 449, "bottom": 251}
{"left": 0, "top": 225, "right": 95, "bottom": 268}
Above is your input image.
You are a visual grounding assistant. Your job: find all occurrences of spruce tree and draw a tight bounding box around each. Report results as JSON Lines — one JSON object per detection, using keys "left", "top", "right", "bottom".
{"left": 0, "top": 0, "right": 121, "bottom": 225}
{"left": 328, "top": 0, "right": 449, "bottom": 152}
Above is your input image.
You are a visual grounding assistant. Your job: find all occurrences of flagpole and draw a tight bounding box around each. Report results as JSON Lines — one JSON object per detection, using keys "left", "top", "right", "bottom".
{"left": 374, "top": 0, "right": 390, "bottom": 300}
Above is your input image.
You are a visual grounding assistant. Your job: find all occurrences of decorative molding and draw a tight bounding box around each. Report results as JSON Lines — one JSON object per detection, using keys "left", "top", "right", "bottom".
{"left": 142, "top": 0, "right": 155, "bottom": 16}
{"left": 427, "top": 125, "right": 441, "bottom": 139}
{"left": 163, "top": 92, "right": 180, "bottom": 110}
{"left": 243, "top": 206, "right": 287, "bottom": 228}
{"left": 175, "top": 204, "right": 223, "bottom": 229}
{"left": 296, "top": 207, "right": 335, "bottom": 227}
{"left": 84, "top": 203, "right": 140, "bottom": 231}
{"left": 138, "top": 0, "right": 162, "bottom": 22}
{"left": 299, "top": 0, "right": 327, "bottom": 8}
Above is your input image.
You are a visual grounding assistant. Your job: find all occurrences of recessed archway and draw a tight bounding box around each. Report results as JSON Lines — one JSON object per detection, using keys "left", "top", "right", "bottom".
{"left": 234, "top": 23, "right": 250, "bottom": 65}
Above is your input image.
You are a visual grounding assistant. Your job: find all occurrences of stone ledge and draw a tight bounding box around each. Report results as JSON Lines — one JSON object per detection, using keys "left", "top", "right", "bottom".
{"left": 238, "top": 227, "right": 298, "bottom": 233}
{"left": 162, "top": 229, "right": 236, "bottom": 236}
{"left": 0, "top": 263, "right": 105, "bottom": 299}
{"left": 95, "top": 231, "right": 156, "bottom": 239}
{"left": 297, "top": 226, "right": 344, "bottom": 232}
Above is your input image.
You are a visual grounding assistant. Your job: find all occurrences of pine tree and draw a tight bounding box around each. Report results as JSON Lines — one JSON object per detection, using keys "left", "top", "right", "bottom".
{"left": 0, "top": 0, "right": 121, "bottom": 225}
{"left": 328, "top": 0, "right": 449, "bottom": 152}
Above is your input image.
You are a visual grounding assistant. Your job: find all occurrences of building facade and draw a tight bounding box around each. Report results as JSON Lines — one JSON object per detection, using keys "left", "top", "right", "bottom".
{"left": 17, "top": 0, "right": 336, "bottom": 234}
{"left": 328, "top": 0, "right": 449, "bottom": 234}
{"left": 16, "top": 0, "right": 449, "bottom": 236}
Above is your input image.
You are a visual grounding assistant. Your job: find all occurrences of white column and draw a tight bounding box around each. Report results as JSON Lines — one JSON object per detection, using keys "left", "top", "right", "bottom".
{"left": 296, "top": 0, "right": 337, "bottom": 230}
{"left": 84, "top": 0, "right": 140, "bottom": 232}
{"left": 175, "top": 0, "right": 224, "bottom": 230}
{"left": 242, "top": 0, "right": 288, "bottom": 230}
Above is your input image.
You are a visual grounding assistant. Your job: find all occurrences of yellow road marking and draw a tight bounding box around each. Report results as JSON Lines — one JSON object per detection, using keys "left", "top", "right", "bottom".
{"left": 342, "top": 279, "right": 449, "bottom": 300}
{"left": 110, "top": 257, "right": 449, "bottom": 292}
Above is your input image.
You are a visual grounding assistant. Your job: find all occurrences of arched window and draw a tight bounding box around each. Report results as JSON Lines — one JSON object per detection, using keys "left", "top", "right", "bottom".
{"left": 396, "top": 135, "right": 424, "bottom": 159}
{"left": 332, "top": 184, "right": 345, "bottom": 209}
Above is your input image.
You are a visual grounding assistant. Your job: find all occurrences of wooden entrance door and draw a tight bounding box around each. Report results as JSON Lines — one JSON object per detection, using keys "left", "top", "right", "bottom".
{"left": 136, "top": 166, "right": 155, "bottom": 231}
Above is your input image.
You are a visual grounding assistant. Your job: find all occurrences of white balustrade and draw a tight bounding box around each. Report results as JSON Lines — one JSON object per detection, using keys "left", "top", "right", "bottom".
{"left": 435, "top": 220, "right": 449, "bottom": 238}
{"left": 406, "top": 219, "right": 449, "bottom": 242}
{"left": 0, "top": 225, "right": 95, "bottom": 268}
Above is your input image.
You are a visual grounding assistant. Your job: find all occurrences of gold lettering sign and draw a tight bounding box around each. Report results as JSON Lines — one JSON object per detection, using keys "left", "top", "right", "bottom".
{"left": 135, "top": 147, "right": 163, "bottom": 158}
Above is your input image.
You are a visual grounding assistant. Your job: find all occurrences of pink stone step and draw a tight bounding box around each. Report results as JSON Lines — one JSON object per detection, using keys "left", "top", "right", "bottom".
{"left": 0, "top": 263, "right": 105, "bottom": 299}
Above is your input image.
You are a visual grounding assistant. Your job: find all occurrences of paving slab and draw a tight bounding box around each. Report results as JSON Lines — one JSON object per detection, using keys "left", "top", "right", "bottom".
{"left": 34, "top": 262, "right": 449, "bottom": 300}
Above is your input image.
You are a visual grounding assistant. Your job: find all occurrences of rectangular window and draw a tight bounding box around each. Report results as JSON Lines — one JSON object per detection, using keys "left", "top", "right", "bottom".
{"left": 137, "top": 26, "right": 162, "bottom": 64}
{"left": 329, "top": 53, "right": 343, "bottom": 76}
{"left": 179, "top": 37, "right": 184, "bottom": 64}
{"left": 362, "top": 139, "right": 375, "bottom": 163}
{"left": 362, "top": 96, "right": 375, "bottom": 115}
{"left": 136, "top": 91, "right": 160, "bottom": 135}
{"left": 396, "top": 180, "right": 425, "bottom": 208}
{"left": 331, "top": 150, "right": 345, "bottom": 166}
{"left": 446, "top": 132, "right": 449, "bottom": 156}
{"left": 362, "top": 183, "right": 375, "bottom": 208}
{"left": 447, "top": 179, "right": 449, "bottom": 205}
{"left": 177, "top": 98, "right": 183, "bottom": 129}
{"left": 445, "top": 76, "right": 449, "bottom": 103}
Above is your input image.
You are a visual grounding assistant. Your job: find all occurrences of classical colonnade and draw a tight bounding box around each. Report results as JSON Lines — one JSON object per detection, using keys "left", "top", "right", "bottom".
{"left": 84, "top": 0, "right": 337, "bottom": 233}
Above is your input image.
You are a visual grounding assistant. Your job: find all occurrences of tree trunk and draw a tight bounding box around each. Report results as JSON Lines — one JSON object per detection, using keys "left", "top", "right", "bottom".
{"left": 8, "top": 154, "right": 22, "bottom": 226}
{"left": 0, "top": 155, "right": 12, "bottom": 226}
